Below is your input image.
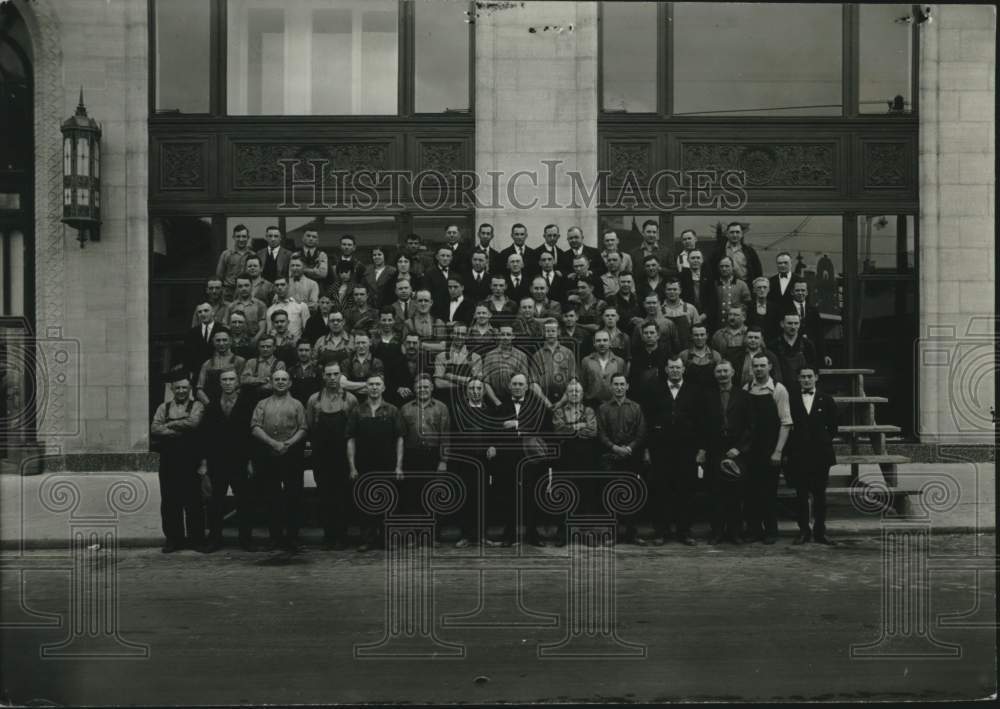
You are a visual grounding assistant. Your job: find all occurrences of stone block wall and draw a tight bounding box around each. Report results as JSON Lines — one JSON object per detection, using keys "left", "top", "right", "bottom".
{"left": 18, "top": 0, "right": 149, "bottom": 456}
{"left": 918, "top": 4, "right": 996, "bottom": 444}
{"left": 475, "top": 1, "right": 599, "bottom": 249}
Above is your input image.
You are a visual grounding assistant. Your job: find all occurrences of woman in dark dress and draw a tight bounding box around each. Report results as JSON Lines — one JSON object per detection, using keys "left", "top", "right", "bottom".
{"left": 382, "top": 253, "right": 424, "bottom": 306}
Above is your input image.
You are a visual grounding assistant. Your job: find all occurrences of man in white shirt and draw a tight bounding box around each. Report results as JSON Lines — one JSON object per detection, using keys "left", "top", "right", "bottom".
{"left": 742, "top": 353, "right": 792, "bottom": 544}
{"left": 266, "top": 276, "right": 309, "bottom": 340}
{"left": 287, "top": 255, "right": 319, "bottom": 313}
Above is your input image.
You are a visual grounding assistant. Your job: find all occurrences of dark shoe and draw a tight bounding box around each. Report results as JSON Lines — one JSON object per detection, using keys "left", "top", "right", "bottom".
{"left": 239, "top": 539, "right": 257, "bottom": 552}
{"left": 553, "top": 538, "right": 566, "bottom": 548}
{"left": 709, "top": 535, "right": 723, "bottom": 546}
{"left": 793, "top": 533, "right": 811, "bottom": 545}
{"left": 724, "top": 535, "right": 742, "bottom": 545}
{"left": 283, "top": 539, "right": 303, "bottom": 553}
{"left": 652, "top": 537, "right": 666, "bottom": 547}
{"left": 161, "top": 542, "right": 179, "bottom": 554}
{"left": 762, "top": 535, "right": 778, "bottom": 545}
{"left": 814, "top": 535, "right": 836, "bottom": 546}
{"left": 634, "top": 537, "right": 647, "bottom": 547}
{"left": 204, "top": 539, "right": 223, "bottom": 553}
{"left": 529, "top": 539, "right": 546, "bottom": 548}
{"left": 262, "top": 540, "right": 281, "bottom": 552}
{"left": 679, "top": 535, "right": 697, "bottom": 547}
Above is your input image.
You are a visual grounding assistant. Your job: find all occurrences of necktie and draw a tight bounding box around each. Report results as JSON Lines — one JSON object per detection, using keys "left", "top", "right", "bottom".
{"left": 402, "top": 301, "right": 408, "bottom": 318}
{"left": 203, "top": 324, "right": 209, "bottom": 342}
{"left": 798, "top": 302, "right": 804, "bottom": 318}
{"left": 513, "top": 276, "right": 520, "bottom": 288}
{"left": 545, "top": 273, "right": 551, "bottom": 286}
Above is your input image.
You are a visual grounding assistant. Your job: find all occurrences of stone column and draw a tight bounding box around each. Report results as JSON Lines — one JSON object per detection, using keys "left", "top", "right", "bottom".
{"left": 918, "top": 5, "right": 996, "bottom": 444}
{"left": 475, "top": 1, "right": 599, "bottom": 249}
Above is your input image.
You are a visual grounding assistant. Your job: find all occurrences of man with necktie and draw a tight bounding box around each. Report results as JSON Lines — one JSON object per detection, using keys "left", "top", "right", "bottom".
{"left": 499, "top": 223, "right": 538, "bottom": 277}
{"left": 257, "top": 225, "right": 292, "bottom": 282}
{"left": 786, "top": 367, "right": 839, "bottom": 545}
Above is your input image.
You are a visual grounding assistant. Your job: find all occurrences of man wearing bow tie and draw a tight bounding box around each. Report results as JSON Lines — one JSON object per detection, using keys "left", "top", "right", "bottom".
{"left": 786, "top": 367, "right": 838, "bottom": 545}
{"left": 767, "top": 252, "right": 802, "bottom": 309}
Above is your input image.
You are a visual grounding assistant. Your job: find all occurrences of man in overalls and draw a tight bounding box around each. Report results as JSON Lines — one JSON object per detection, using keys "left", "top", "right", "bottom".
{"left": 346, "top": 374, "right": 405, "bottom": 552}
{"left": 201, "top": 368, "right": 256, "bottom": 552}
{"left": 306, "top": 362, "right": 358, "bottom": 550}
{"left": 196, "top": 327, "right": 246, "bottom": 406}
{"left": 150, "top": 370, "right": 206, "bottom": 553}
{"left": 742, "top": 353, "right": 792, "bottom": 544}
{"left": 250, "top": 369, "right": 308, "bottom": 552}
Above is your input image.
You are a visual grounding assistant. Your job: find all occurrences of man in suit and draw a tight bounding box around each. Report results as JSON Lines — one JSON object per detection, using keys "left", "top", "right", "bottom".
{"left": 560, "top": 226, "right": 604, "bottom": 276}
{"left": 767, "top": 251, "right": 802, "bottom": 310}
{"left": 696, "top": 360, "right": 754, "bottom": 545}
{"left": 390, "top": 280, "right": 416, "bottom": 326}
{"left": 785, "top": 281, "right": 831, "bottom": 366}
{"left": 444, "top": 223, "right": 471, "bottom": 274}
{"left": 504, "top": 253, "right": 531, "bottom": 303}
{"left": 536, "top": 250, "right": 567, "bottom": 305}
{"left": 257, "top": 225, "right": 292, "bottom": 283}
{"left": 646, "top": 356, "right": 701, "bottom": 545}
{"left": 184, "top": 302, "right": 223, "bottom": 382}
{"left": 786, "top": 366, "right": 839, "bottom": 545}
{"left": 424, "top": 246, "right": 455, "bottom": 320}
{"left": 679, "top": 250, "right": 716, "bottom": 329}
{"left": 465, "top": 251, "right": 493, "bottom": 303}
{"left": 629, "top": 220, "right": 674, "bottom": 278}
{"left": 495, "top": 373, "right": 550, "bottom": 546}
{"left": 499, "top": 223, "right": 537, "bottom": 277}
{"left": 473, "top": 223, "right": 503, "bottom": 277}
{"left": 443, "top": 275, "right": 477, "bottom": 327}
{"left": 711, "top": 222, "right": 762, "bottom": 285}
{"left": 675, "top": 229, "right": 699, "bottom": 273}
{"left": 533, "top": 224, "right": 565, "bottom": 274}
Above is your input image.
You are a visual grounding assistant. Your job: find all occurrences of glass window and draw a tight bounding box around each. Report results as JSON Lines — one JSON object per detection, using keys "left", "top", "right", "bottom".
{"left": 154, "top": 0, "right": 211, "bottom": 113}
{"left": 1, "top": 230, "right": 24, "bottom": 315}
{"left": 152, "top": 216, "right": 215, "bottom": 279}
{"left": 858, "top": 215, "right": 915, "bottom": 274}
{"left": 227, "top": 0, "right": 398, "bottom": 116}
{"left": 672, "top": 3, "right": 842, "bottom": 116}
{"left": 859, "top": 4, "right": 913, "bottom": 114}
{"left": 601, "top": 2, "right": 657, "bottom": 113}
{"left": 674, "top": 214, "right": 845, "bottom": 361}
{"left": 414, "top": 0, "right": 470, "bottom": 113}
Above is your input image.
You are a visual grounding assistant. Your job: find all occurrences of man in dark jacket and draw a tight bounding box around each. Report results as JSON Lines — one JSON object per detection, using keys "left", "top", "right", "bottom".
{"left": 646, "top": 357, "right": 701, "bottom": 545}
{"left": 696, "top": 360, "right": 754, "bottom": 545}
{"left": 200, "top": 368, "right": 257, "bottom": 551}
{"left": 786, "top": 367, "right": 839, "bottom": 545}
{"left": 711, "top": 222, "right": 762, "bottom": 285}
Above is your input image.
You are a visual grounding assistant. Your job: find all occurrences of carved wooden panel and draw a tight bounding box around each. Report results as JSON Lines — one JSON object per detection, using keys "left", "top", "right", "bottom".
{"left": 607, "top": 142, "right": 653, "bottom": 184}
{"left": 417, "top": 141, "right": 466, "bottom": 181}
{"left": 159, "top": 142, "right": 205, "bottom": 191}
{"left": 862, "top": 141, "right": 911, "bottom": 189}
{"left": 231, "top": 142, "right": 392, "bottom": 189}
{"left": 680, "top": 142, "right": 837, "bottom": 188}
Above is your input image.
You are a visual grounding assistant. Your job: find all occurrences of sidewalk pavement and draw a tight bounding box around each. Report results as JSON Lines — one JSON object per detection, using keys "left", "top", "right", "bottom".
{"left": 1, "top": 463, "right": 994, "bottom": 550}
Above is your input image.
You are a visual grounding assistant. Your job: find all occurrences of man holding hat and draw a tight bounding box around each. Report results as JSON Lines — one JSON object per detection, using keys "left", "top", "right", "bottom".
{"left": 696, "top": 360, "right": 753, "bottom": 545}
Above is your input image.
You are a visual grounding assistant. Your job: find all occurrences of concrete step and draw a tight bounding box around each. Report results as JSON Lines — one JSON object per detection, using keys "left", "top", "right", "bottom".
{"left": 838, "top": 425, "right": 902, "bottom": 434}
{"left": 833, "top": 396, "right": 889, "bottom": 405}
{"left": 839, "top": 454, "right": 910, "bottom": 465}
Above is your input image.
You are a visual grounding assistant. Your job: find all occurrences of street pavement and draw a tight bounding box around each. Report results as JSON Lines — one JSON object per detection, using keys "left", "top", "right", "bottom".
{"left": 1, "top": 534, "right": 995, "bottom": 704}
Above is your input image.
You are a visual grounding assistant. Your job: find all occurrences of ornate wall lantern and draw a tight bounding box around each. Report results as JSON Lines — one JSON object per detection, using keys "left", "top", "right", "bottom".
{"left": 61, "top": 89, "right": 101, "bottom": 246}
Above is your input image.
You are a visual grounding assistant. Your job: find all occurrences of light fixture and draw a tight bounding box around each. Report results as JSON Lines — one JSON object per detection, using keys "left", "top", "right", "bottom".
{"left": 61, "top": 88, "right": 102, "bottom": 247}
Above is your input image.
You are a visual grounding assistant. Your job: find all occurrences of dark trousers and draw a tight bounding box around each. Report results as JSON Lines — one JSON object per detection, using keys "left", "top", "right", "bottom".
{"left": 256, "top": 450, "right": 304, "bottom": 542}
{"left": 403, "top": 446, "right": 441, "bottom": 517}
{"left": 600, "top": 452, "right": 641, "bottom": 540}
{"left": 794, "top": 463, "right": 830, "bottom": 536}
{"left": 313, "top": 451, "right": 350, "bottom": 543}
{"left": 745, "top": 455, "right": 781, "bottom": 538}
{"left": 206, "top": 457, "right": 253, "bottom": 542}
{"left": 521, "top": 461, "right": 548, "bottom": 543}
{"left": 650, "top": 447, "right": 698, "bottom": 536}
{"left": 158, "top": 456, "right": 204, "bottom": 546}
{"left": 708, "top": 457, "right": 744, "bottom": 538}
{"left": 489, "top": 457, "right": 518, "bottom": 542}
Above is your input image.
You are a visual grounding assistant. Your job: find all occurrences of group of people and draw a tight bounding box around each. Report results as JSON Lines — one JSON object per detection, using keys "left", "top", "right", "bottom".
{"left": 152, "top": 220, "right": 840, "bottom": 554}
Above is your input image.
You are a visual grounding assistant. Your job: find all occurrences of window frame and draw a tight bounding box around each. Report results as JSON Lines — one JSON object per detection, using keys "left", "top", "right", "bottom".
{"left": 148, "top": 0, "right": 476, "bottom": 121}
{"left": 598, "top": 2, "right": 920, "bottom": 121}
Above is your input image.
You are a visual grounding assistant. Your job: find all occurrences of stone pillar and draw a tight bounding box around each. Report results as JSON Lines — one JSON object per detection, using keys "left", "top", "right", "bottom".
{"left": 917, "top": 5, "right": 996, "bottom": 444}
{"left": 475, "top": 1, "right": 599, "bottom": 249}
